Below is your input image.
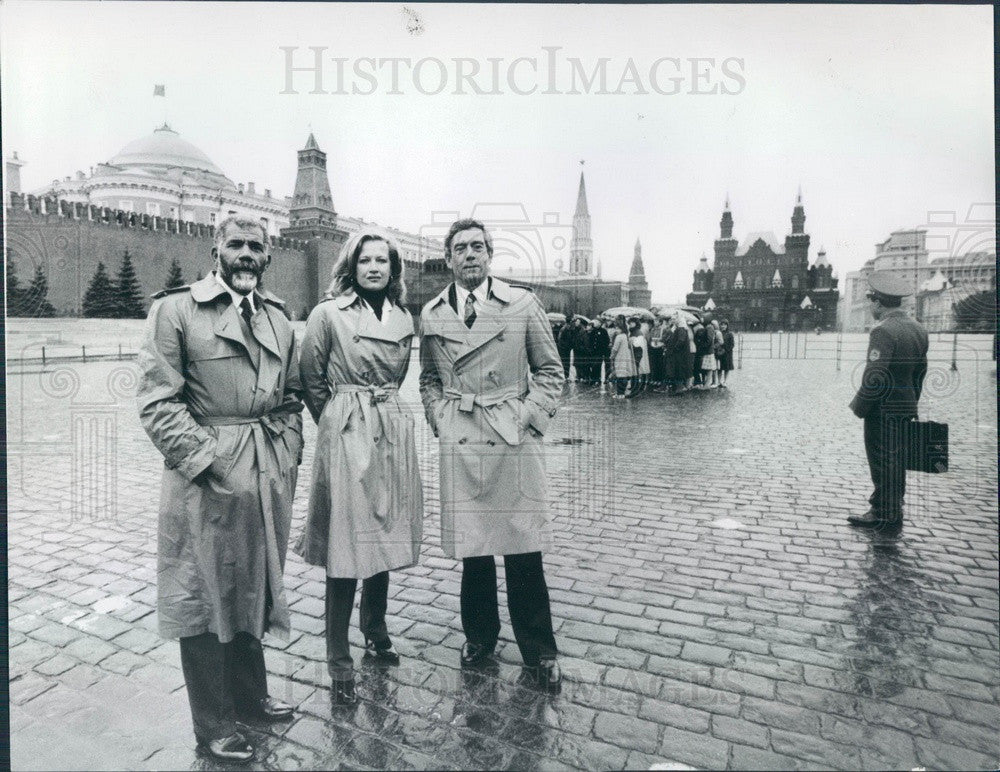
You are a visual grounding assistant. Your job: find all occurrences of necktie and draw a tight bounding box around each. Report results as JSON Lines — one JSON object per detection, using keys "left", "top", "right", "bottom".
{"left": 464, "top": 292, "right": 477, "bottom": 329}
{"left": 240, "top": 296, "right": 253, "bottom": 328}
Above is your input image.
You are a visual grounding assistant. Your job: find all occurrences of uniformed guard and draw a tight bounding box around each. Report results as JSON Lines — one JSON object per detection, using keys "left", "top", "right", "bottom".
{"left": 419, "top": 218, "right": 565, "bottom": 690}
{"left": 848, "top": 270, "right": 929, "bottom": 529}
{"left": 137, "top": 216, "right": 303, "bottom": 762}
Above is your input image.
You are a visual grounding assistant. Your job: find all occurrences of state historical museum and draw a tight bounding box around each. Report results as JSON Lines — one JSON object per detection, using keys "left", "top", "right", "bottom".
{"left": 686, "top": 193, "right": 838, "bottom": 331}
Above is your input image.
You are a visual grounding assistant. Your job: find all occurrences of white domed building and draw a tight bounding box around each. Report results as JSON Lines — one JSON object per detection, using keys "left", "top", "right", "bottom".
{"left": 35, "top": 123, "right": 290, "bottom": 236}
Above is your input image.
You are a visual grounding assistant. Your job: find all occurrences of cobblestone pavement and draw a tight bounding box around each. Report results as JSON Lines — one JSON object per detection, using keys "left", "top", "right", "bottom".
{"left": 7, "top": 336, "right": 999, "bottom": 770}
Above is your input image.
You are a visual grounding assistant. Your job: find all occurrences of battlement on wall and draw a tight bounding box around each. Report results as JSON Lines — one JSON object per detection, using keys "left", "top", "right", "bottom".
{"left": 5, "top": 192, "right": 309, "bottom": 251}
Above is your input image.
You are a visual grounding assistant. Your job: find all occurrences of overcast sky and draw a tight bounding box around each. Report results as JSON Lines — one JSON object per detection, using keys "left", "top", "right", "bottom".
{"left": 2, "top": 2, "right": 994, "bottom": 302}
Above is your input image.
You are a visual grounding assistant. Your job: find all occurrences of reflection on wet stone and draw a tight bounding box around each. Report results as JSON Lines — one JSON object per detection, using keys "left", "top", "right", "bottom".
{"left": 848, "top": 537, "right": 932, "bottom": 700}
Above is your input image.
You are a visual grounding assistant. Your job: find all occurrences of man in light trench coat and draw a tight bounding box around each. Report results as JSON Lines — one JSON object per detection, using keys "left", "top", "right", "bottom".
{"left": 419, "top": 218, "right": 565, "bottom": 690}
{"left": 137, "top": 216, "right": 303, "bottom": 762}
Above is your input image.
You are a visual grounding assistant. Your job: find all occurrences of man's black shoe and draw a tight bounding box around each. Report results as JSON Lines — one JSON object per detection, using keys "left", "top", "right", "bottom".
{"left": 460, "top": 641, "right": 496, "bottom": 667}
{"left": 848, "top": 511, "right": 903, "bottom": 528}
{"left": 198, "top": 733, "right": 254, "bottom": 763}
{"left": 331, "top": 678, "right": 357, "bottom": 706}
{"left": 240, "top": 695, "right": 295, "bottom": 722}
{"left": 365, "top": 637, "right": 401, "bottom": 666}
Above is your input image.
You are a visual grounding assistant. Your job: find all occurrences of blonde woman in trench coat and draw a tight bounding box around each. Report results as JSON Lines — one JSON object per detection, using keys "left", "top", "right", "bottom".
{"left": 297, "top": 231, "right": 423, "bottom": 705}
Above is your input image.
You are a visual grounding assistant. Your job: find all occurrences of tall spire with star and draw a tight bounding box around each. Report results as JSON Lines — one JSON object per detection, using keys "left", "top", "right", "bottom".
{"left": 570, "top": 161, "right": 593, "bottom": 275}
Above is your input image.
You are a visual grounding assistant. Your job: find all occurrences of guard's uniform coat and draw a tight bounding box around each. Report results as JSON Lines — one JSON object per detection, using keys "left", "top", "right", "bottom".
{"left": 419, "top": 278, "right": 564, "bottom": 559}
{"left": 137, "top": 275, "right": 303, "bottom": 643}
{"left": 295, "top": 292, "right": 423, "bottom": 579}
{"left": 849, "top": 310, "right": 929, "bottom": 419}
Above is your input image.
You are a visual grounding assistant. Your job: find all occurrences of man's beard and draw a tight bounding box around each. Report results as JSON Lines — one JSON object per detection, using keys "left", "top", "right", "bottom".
{"left": 220, "top": 260, "right": 264, "bottom": 294}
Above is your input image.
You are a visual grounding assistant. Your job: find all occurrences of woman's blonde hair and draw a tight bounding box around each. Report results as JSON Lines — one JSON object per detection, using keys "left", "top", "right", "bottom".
{"left": 324, "top": 230, "right": 406, "bottom": 304}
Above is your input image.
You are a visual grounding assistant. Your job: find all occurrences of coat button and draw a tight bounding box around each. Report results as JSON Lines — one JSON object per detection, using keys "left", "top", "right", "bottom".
{"left": 487, "top": 440, "right": 495, "bottom": 446}
{"left": 458, "top": 438, "right": 467, "bottom": 445}
{"left": 373, "top": 435, "right": 380, "bottom": 442}
{"left": 353, "top": 335, "right": 360, "bottom": 342}
{"left": 497, "top": 333, "right": 505, "bottom": 341}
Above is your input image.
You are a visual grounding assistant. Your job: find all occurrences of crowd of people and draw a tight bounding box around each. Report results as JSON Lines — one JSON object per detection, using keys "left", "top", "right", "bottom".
{"left": 553, "top": 312, "right": 736, "bottom": 398}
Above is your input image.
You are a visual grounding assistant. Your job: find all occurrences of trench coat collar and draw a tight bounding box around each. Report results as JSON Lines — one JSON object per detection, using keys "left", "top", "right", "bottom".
{"left": 190, "top": 272, "right": 286, "bottom": 308}
{"left": 424, "top": 278, "right": 508, "bottom": 364}
{"left": 191, "top": 274, "right": 283, "bottom": 365}
{"left": 332, "top": 290, "right": 413, "bottom": 342}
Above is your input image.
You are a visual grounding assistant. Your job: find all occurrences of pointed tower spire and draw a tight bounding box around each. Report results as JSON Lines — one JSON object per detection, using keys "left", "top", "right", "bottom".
{"left": 720, "top": 196, "right": 734, "bottom": 239}
{"left": 791, "top": 186, "right": 805, "bottom": 235}
{"left": 570, "top": 164, "right": 592, "bottom": 275}
{"left": 574, "top": 170, "right": 589, "bottom": 217}
{"left": 289, "top": 133, "right": 336, "bottom": 227}
{"left": 628, "top": 236, "right": 651, "bottom": 307}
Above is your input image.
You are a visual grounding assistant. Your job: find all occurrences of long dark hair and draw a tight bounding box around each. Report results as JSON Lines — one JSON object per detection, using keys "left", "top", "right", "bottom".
{"left": 325, "top": 230, "right": 406, "bottom": 304}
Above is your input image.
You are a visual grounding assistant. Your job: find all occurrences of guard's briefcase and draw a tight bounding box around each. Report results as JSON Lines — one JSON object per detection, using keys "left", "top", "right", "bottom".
{"left": 905, "top": 420, "right": 949, "bottom": 473}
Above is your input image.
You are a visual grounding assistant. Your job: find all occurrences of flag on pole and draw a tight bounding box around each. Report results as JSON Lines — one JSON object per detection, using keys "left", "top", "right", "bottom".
{"left": 153, "top": 85, "right": 165, "bottom": 97}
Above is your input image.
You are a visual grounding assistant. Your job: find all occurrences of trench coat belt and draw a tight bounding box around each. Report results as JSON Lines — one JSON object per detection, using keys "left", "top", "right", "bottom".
{"left": 443, "top": 381, "right": 528, "bottom": 413}
{"left": 194, "top": 411, "right": 288, "bottom": 441}
{"left": 330, "top": 383, "right": 401, "bottom": 447}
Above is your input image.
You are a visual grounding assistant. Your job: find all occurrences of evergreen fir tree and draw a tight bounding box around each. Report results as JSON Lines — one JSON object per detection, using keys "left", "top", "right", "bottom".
{"left": 23, "top": 265, "right": 57, "bottom": 317}
{"left": 6, "top": 254, "right": 28, "bottom": 317}
{"left": 114, "top": 249, "right": 146, "bottom": 318}
{"left": 82, "top": 262, "right": 118, "bottom": 317}
{"left": 165, "top": 257, "right": 184, "bottom": 289}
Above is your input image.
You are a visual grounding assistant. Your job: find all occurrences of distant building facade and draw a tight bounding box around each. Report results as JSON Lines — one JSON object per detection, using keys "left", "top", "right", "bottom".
{"left": 838, "top": 227, "right": 995, "bottom": 331}
{"left": 686, "top": 193, "right": 839, "bottom": 330}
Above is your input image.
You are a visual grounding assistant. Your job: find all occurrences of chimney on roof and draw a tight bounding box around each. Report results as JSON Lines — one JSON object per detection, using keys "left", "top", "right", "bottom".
{"left": 247, "top": 182, "right": 255, "bottom": 195}
{"left": 264, "top": 188, "right": 271, "bottom": 198}
{"left": 238, "top": 183, "right": 245, "bottom": 194}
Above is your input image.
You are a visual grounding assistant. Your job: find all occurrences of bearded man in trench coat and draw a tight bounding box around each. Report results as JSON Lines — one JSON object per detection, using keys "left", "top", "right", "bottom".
{"left": 419, "top": 218, "right": 565, "bottom": 690}
{"left": 137, "top": 216, "right": 303, "bottom": 762}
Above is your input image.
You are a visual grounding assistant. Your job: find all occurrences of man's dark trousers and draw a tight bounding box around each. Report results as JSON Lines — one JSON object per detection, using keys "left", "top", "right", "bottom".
{"left": 864, "top": 413, "right": 909, "bottom": 519}
{"left": 179, "top": 631, "right": 268, "bottom": 742}
{"left": 461, "top": 551, "right": 557, "bottom": 666}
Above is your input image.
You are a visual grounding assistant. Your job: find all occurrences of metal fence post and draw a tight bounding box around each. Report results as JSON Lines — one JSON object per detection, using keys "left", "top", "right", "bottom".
{"left": 42, "top": 346, "right": 46, "bottom": 367}
{"left": 738, "top": 333, "right": 743, "bottom": 369}
{"left": 82, "top": 345, "right": 86, "bottom": 363}
{"left": 835, "top": 333, "right": 842, "bottom": 372}
{"left": 951, "top": 331, "right": 958, "bottom": 371}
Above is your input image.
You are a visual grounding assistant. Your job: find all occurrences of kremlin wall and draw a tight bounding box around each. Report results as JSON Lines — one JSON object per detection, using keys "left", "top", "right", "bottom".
{"left": 4, "top": 127, "right": 650, "bottom": 321}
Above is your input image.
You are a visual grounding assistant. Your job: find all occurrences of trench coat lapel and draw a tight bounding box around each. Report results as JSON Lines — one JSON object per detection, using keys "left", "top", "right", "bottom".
{"left": 251, "top": 304, "right": 287, "bottom": 399}
{"left": 357, "top": 302, "right": 415, "bottom": 343}
{"left": 422, "top": 289, "right": 465, "bottom": 368}
{"left": 251, "top": 296, "right": 283, "bottom": 361}
{"left": 214, "top": 301, "right": 251, "bottom": 355}
{"left": 453, "top": 278, "right": 508, "bottom": 365}
{"left": 454, "top": 315, "right": 505, "bottom": 366}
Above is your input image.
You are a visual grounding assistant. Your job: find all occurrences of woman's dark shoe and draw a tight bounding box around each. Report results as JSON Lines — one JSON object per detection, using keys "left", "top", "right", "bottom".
{"left": 460, "top": 641, "right": 497, "bottom": 667}
{"left": 331, "top": 678, "right": 357, "bottom": 706}
{"left": 198, "top": 733, "right": 254, "bottom": 763}
{"left": 365, "top": 637, "right": 401, "bottom": 665}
